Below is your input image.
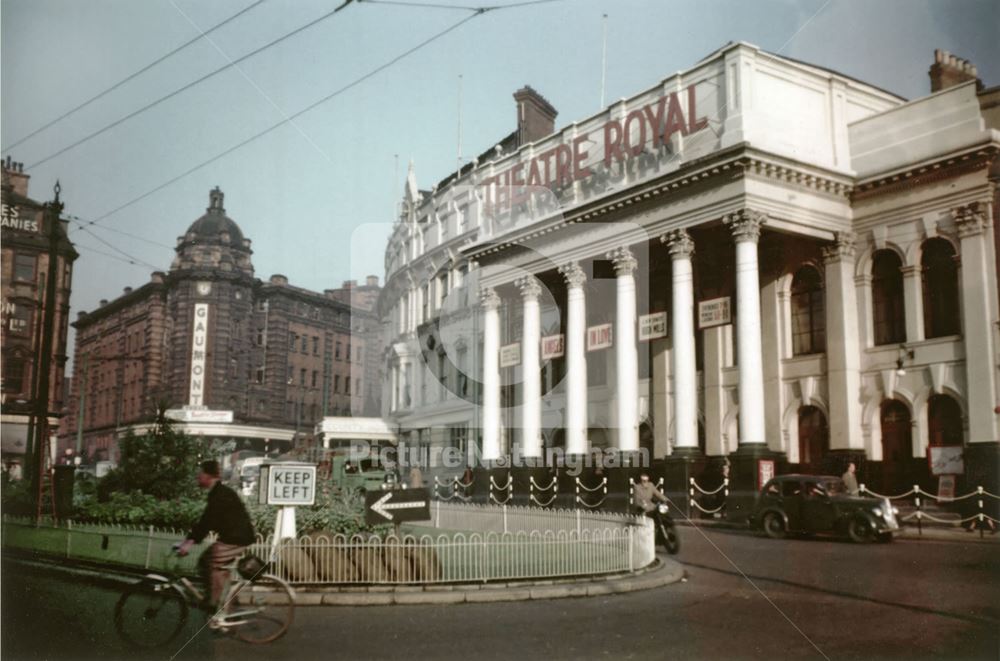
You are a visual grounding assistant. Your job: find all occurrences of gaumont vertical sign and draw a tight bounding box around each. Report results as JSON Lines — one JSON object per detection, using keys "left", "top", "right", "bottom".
{"left": 480, "top": 83, "right": 708, "bottom": 216}
{"left": 189, "top": 303, "right": 209, "bottom": 406}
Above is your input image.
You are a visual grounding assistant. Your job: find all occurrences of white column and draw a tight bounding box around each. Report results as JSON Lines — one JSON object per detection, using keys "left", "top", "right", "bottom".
{"left": 823, "top": 232, "right": 864, "bottom": 450}
{"left": 481, "top": 287, "right": 502, "bottom": 461}
{"left": 954, "top": 203, "right": 999, "bottom": 443}
{"left": 608, "top": 247, "right": 639, "bottom": 452}
{"left": 517, "top": 276, "right": 543, "bottom": 458}
{"left": 560, "top": 262, "right": 589, "bottom": 455}
{"left": 901, "top": 264, "right": 924, "bottom": 343}
{"left": 664, "top": 230, "right": 698, "bottom": 450}
{"left": 723, "top": 209, "right": 767, "bottom": 446}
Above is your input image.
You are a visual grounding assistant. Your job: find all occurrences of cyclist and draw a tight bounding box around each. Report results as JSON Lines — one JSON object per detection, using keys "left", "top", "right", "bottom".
{"left": 176, "top": 460, "right": 256, "bottom": 611}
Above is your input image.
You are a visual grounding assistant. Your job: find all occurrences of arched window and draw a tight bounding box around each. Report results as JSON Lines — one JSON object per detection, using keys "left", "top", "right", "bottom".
{"left": 790, "top": 266, "right": 825, "bottom": 355}
{"left": 928, "top": 395, "right": 963, "bottom": 446}
{"left": 872, "top": 250, "right": 905, "bottom": 345}
{"left": 921, "top": 239, "right": 960, "bottom": 338}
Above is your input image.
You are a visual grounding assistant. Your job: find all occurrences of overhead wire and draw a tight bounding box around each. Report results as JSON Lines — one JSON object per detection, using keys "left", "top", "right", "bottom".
{"left": 69, "top": 219, "right": 168, "bottom": 272}
{"left": 77, "top": 9, "right": 485, "bottom": 230}
{"left": 2, "top": 0, "right": 266, "bottom": 153}
{"left": 25, "top": 0, "right": 357, "bottom": 170}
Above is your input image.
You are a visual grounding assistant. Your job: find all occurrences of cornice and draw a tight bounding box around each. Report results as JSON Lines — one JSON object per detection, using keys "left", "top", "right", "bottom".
{"left": 852, "top": 145, "right": 1000, "bottom": 201}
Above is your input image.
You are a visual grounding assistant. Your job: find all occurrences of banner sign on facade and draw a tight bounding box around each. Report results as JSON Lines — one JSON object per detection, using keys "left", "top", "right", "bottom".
{"left": 928, "top": 446, "right": 964, "bottom": 476}
{"left": 189, "top": 303, "right": 209, "bottom": 406}
{"left": 164, "top": 408, "right": 233, "bottom": 423}
{"left": 500, "top": 342, "right": 521, "bottom": 368}
{"left": 639, "top": 312, "right": 668, "bottom": 341}
{"left": 757, "top": 459, "right": 775, "bottom": 488}
{"left": 698, "top": 297, "right": 731, "bottom": 329}
{"left": 541, "top": 334, "right": 564, "bottom": 360}
{"left": 587, "top": 323, "right": 613, "bottom": 351}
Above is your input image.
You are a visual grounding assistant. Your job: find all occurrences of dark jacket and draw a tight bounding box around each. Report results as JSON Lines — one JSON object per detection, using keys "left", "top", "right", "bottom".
{"left": 188, "top": 481, "right": 256, "bottom": 546}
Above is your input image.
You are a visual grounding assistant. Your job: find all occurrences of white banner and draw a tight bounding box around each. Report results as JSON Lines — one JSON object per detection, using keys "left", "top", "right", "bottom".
{"left": 189, "top": 303, "right": 209, "bottom": 406}
{"left": 165, "top": 408, "right": 233, "bottom": 423}
{"left": 639, "top": 312, "right": 668, "bottom": 341}
{"left": 541, "top": 334, "right": 564, "bottom": 360}
{"left": 500, "top": 342, "right": 521, "bottom": 368}
{"left": 587, "top": 323, "right": 613, "bottom": 351}
{"left": 698, "top": 297, "right": 731, "bottom": 329}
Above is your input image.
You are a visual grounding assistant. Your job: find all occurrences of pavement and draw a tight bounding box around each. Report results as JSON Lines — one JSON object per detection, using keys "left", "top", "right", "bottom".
{"left": 3, "top": 549, "right": 685, "bottom": 606}
{"left": 679, "top": 516, "right": 1000, "bottom": 543}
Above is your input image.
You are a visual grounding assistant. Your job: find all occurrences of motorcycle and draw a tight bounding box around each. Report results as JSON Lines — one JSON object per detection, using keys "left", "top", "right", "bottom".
{"left": 646, "top": 503, "right": 680, "bottom": 555}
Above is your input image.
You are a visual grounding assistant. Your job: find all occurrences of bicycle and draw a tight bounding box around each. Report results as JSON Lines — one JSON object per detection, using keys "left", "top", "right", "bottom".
{"left": 114, "top": 548, "right": 295, "bottom": 648}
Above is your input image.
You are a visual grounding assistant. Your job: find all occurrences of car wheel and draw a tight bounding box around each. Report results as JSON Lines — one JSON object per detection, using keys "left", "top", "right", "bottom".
{"left": 763, "top": 512, "right": 786, "bottom": 539}
{"left": 847, "top": 516, "right": 875, "bottom": 543}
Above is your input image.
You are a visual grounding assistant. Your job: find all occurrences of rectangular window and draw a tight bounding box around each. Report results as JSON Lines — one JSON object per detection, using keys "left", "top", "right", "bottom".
{"left": 300, "top": 368, "right": 306, "bottom": 385}
{"left": 345, "top": 376, "right": 351, "bottom": 394}
{"left": 335, "top": 342, "right": 342, "bottom": 360}
{"left": 334, "top": 375, "right": 340, "bottom": 393}
{"left": 2, "top": 356, "right": 26, "bottom": 394}
{"left": 345, "top": 343, "right": 351, "bottom": 362}
{"left": 355, "top": 378, "right": 361, "bottom": 395}
{"left": 301, "top": 336, "right": 308, "bottom": 354}
{"left": 312, "top": 336, "right": 319, "bottom": 355}
{"left": 256, "top": 329, "right": 265, "bottom": 346}
{"left": 14, "top": 254, "right": 36, "bottom": 282}
{"left": 311, "top": 370, "right": 318, "bottom": 388}
{"left": 287, "top": 365, "right": 294, "bottom": 383}
{"left": 289, "top": 333, "right": 297, "bottom": 352}
{"left": 255, "top": 368, "right": 264, "bottom": 384}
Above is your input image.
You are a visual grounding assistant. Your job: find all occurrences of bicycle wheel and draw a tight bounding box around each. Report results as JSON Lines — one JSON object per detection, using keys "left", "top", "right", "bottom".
{"left": 224, "top": 574, "right": 295, "bottom": 644}
{"left": 114, "top": 578, "right": 189, "bottom": 649}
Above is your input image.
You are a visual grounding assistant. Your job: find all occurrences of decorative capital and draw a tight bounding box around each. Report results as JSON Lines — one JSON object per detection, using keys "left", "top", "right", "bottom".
{"left": 953, "top": 201, "right": 989, "bottom": 238}
{"left": 661, "top": 229, "right": 695, "bottom": 259}
{"left": 558, "top": 262, "right": 587, "bottom": 289}
{"left": 821, "top": 231, "right": 857, "bottom": 263}
{"left": 479, "top": 286, "right": 501, "bottom": 309}
{"left": 606, "top": 246, "right": 638, "bottom": 276}
{"left": 722, "top": 208, "right": 767, "bottom": 243}
{"left": 515, "top": 276, "right": 542, "bottom": 300}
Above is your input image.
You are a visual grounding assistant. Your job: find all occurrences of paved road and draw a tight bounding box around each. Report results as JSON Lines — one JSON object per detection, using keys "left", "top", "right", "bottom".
{"left": 4, "top": 528, "right": 998, "bottom": 660}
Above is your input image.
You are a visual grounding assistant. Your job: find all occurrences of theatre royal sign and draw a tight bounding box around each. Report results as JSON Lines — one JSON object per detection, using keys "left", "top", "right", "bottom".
{"left": 477, "top": 81, "right": 714, "bottom": 229}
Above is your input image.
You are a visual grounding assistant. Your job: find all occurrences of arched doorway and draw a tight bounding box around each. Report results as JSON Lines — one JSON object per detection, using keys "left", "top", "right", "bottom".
{"left": 797, "top": 406, "right": 828, "bottom": 474}
{"left": 880, "top": 400, "right": 912, "bottom": 494}
{"left": 928, "top": 395, "right": 963, "bottom": 447}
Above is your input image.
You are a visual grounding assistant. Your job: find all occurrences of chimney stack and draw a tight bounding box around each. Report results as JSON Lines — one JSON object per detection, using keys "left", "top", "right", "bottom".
{"left": 513, "top": 86, "right": 557, "bottom": 147}
{"left": 2, "top": 155, "right": 30, "bottom": 197}
{"left": 930, "top": 49, "right": 981, "bottom": 93}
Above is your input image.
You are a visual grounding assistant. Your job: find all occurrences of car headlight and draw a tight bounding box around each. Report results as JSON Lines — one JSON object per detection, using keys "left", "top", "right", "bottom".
{"left": 873, "top": 507, "right": 883, "bottom": 517}
{"left": 892, "top": 507, "right": 899, "bottom": 516}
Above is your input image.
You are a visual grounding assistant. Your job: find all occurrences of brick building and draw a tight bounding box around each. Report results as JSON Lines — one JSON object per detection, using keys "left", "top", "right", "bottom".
{"left": 63, "top": 188, "right": 382, "bottom": 462}
{"left": 1, "top": 156, "right": 78, "bottom": 474}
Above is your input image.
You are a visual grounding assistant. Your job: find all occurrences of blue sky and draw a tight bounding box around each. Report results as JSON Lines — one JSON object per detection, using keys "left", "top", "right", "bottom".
{"left": 3, "top": 0, "right": 998, "bottom": 325}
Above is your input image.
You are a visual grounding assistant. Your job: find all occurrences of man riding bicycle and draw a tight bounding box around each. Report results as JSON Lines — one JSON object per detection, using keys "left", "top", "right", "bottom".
{"left": 176, "top": 460, "right": 256, "bottom": 610}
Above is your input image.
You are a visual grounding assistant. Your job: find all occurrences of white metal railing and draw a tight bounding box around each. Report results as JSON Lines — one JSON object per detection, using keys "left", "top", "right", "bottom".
{"left": 259, "top": 525, "right": 650, "bottom": 585}
{"left": 3, "top": 503, "right": 654, "bottom": 586}
{"left": 689, "top": 477, "right": 729, "bottom": 516}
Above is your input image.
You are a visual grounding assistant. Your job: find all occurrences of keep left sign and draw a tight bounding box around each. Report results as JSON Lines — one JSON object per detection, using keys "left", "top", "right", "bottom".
{"left": 266, "top": 464, "right": 316, "bottom": 506}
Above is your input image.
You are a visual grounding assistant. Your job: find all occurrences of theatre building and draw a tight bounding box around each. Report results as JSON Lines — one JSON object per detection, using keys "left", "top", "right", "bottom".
{"left": 379, "top": 43, "right": 1000, "bottom": 512}
{"left": 1, "top": 157, "right": 78, "bottom": 475}
{"left": 63, "top": 188, "right": 382, "bottom": 463}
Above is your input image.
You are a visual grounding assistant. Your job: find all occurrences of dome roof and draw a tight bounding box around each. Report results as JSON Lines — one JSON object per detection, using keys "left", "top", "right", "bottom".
{"left": 184, "top": 187, "right": 245, "bottom": 249}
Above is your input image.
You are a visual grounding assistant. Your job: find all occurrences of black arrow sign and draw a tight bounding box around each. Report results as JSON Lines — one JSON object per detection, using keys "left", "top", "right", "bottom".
{"left": 365, "top": 488, "right": 431, "bottom": 525}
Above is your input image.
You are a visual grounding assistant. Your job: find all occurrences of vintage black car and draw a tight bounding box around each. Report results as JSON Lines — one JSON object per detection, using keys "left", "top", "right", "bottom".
{"left": 750, "top": 474, "right": 900, "bottom": 542}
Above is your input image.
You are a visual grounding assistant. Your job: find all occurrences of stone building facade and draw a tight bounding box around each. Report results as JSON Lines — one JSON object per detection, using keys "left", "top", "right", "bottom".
{"left": 63, "top": 188, "right": 382, "bottom": 462}
{"left": 1, "top": 157, "right": 77, "bottom": 473}
{"left": 379, "top": 44, "right": 1000, "bottom": 509}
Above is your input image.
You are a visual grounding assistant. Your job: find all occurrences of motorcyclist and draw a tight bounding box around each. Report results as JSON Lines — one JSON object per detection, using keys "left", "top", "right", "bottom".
{"left": 633, "top": 472, "right": 668, "bottom": 514}
{"left": 634, "top": 472, "right": 678, "bottom": 552}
